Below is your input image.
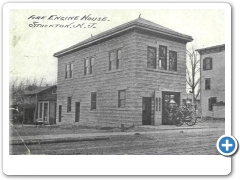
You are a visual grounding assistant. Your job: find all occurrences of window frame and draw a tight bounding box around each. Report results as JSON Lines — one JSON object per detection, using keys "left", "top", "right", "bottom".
{"left": 116, "top": 49, "right": 122, "bottom": 69}
{"left": 109, "top": 51, "right": 115, "bottom": 71}
{"left": 118, "top": 90, "right": 126, "bottom": 108}
{"left": 205, "top": 78, "right": 211, "bottom": 90}
{"left": 203, "top": 57, "right": 212, "bottom": 70}
{"left": 65, "top": 64, "right": 69, "bottom": 79}
{"left": 69, "top": 63, "right": 73, "bottom": 78}
{"left": 90, "top": 57, "right": 94, "bottom": 74}
{"left": 91, "top": 92, "right": 97, "bottom": 110}
{"left": 159, "top": 45, "right": 167, "bottom": 70}
{"left": 67, "top": 97, "right": 72, "bottom": 112}
{"left": 169, "top": 50, "right": 177, "bottom": 71}
{"left": 147, "top": 46, "right": 157, "bottom": 69}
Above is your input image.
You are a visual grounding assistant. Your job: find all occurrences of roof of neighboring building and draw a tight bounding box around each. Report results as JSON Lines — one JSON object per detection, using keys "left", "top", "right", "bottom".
{"left": 196, "top": 44, "right": 225, "bottom": 55}
{"left": 24, "top": 85, "right": 57, "bottom": 95}
{"left": 54, "top": 17, "right": 193, "bottom": 57}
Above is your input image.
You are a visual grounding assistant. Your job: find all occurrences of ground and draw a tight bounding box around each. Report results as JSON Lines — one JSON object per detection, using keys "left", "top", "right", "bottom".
{"left": 9, "top": 120, "right": 224, "bottom": 155}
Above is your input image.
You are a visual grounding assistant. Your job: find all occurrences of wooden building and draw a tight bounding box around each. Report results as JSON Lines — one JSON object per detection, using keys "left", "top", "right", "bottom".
{"left": 23, "top": 85, "right": 57, "bottom": 124}
{"left": 54, "top": 17, "right": 193, "bottom": 126}
{"left": 196, "top": 44, "right": 225, "bottom": 119}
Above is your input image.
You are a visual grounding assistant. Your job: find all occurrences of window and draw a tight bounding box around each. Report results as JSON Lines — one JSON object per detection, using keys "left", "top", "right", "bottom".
{"left": 147, "top": 47, "right": 157, "bottom": 68}
{"left": 203, "top": 57, "right": 212, "bottom": 70}
{"left": 169, "top": 51, "right": 177, "bottom": 71}
{"left": 208, "top": 97, "right": 217, "bottom": 111}
{"left": 159, "top": 45, "right": 167, "bottom": 70}
{"left": 90, "top": 57, "right": 94, "bottom": 74}
{"left": 65, "top": 63, "right": 73, "bottom": 78}
{"left": 116, "top": 49, "right": 122, "bottom": 69}
{"left": 109, "top": 51, "right": 115, "bottom": 71}
{"left": 118, "top": 90, "right": 126, "bottom": 108}
{"left": 205, "top": 78, "right": 211, "bottom": 90}
{"left": 84, "top": 59, "right": 89, "bottom": 75}
{"left": 65, "top": 64, "right": 69, "bottom": 79}
{"left": 67, "top": 97, "right": 71, "bottom": 112}
{"left": 52, "top": 88, "right": 57, "bottom": 94}
{"left": 91, "top": 92, "right": 97, "bottom": 110}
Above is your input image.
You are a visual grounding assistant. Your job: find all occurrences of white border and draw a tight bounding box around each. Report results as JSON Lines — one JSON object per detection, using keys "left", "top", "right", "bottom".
{"left": 3, "top": 3, "right": 231, "bottom": 176}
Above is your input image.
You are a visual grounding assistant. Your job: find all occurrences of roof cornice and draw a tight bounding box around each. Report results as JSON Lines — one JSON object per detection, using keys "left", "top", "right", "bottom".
{"left": 54, "top": 18, "right": 193, "bottom": 58}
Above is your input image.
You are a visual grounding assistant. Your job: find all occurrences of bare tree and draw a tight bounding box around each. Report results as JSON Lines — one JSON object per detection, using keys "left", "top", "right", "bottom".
{"left": 186, "top": 46, "right": 200, "bottom": 103}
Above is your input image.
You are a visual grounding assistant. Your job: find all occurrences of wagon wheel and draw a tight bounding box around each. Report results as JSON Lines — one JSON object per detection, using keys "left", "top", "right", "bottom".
{"left": 186, "top": 111, "right": 197, "bottom": 126}
{"left": 173, "top": 110, "right": 184, "bottom": 127}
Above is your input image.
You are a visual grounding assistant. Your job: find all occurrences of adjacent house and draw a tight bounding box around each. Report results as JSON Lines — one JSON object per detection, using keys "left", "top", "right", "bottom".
{"left": 196, "top": 44, "right": 225, "bottom": 119}
{"left": 54, "top": 17, "right": 193, "bottom": 126}
{"left": 23, "top": 85, "right": 57, "bottom": 124}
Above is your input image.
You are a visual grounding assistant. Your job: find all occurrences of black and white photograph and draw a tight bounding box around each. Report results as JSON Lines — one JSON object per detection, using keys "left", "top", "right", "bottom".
{"left": 3, "top": 2, "right": 233, "bottom": 176}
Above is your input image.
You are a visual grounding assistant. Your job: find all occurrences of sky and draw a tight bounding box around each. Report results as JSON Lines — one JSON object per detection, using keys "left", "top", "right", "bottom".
{"left": 9, "top": 8, "right": 225, "bottom": 84}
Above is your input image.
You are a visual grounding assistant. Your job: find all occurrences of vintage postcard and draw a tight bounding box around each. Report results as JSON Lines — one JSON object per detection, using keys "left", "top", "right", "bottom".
{"left": 3, "top": 2, "right": 232, "bottom": 175}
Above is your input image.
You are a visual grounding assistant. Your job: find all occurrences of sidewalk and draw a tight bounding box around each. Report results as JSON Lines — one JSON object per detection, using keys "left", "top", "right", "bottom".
{"left": 10, "top": 122, "right": 223, "bottom": 145}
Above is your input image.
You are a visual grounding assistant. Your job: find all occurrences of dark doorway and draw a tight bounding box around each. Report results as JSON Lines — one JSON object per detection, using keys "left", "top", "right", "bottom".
{"left": 59, "top": 105, "right": 62, "bottom": 122}
{"left": 142, "top": 97, "right": 152, "bottom": 125}
{"left": 162, "top": 91, "right": 180, "bottom": 125}
{"left": 75, "top": 102, "right": 80, "bottom": 122}
{"left": 54, "top": 103, "right": 57, "bottom": 124}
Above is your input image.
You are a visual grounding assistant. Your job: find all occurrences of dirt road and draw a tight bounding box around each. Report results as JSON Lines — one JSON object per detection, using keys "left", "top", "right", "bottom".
{"left": 10, "top": 126, "right": 224, "bottom": 155}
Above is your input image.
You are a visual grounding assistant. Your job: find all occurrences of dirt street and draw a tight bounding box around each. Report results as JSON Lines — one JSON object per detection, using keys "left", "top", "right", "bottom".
{"left": 10, "top": 124, "right": 224, "bottom": 155}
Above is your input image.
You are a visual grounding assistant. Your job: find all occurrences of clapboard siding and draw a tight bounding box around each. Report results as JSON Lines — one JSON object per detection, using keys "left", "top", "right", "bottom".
{"left": 56, "top": 29, "right": 188, "bottom": 126}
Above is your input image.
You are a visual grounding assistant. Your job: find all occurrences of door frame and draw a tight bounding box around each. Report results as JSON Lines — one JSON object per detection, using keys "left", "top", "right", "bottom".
{"left": 38, "top": 101, "right": 50, "bottom": 123}
{"left": 162, "top": 91, "right": 181, "bottom": 125}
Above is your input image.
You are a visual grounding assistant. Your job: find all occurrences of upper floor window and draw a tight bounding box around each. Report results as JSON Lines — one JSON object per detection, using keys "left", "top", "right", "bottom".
{"left": 65, "top": 63, "right": 73, "bottom": 79}
{"left": 67, "top": 97, "right": 71, "bottom": 112}
{"left": 118, "top": 90, "right": 126, "bottom": 108}
{"left": 91, "top": 92, "right": 97, "bottom": 110}
{"left": 205, "top": 78, "right": 211, "bottom": 90}
{"left": 169, "top": 51, "right": 177, "bottom": 71}
{"left": 90, "top": 57, "right": 94, "bottom": 74}
{"left": 203, "top": 57, "right": 212, "bottom": 70}
{"left": 65, "top": 64, "right": 69, "bottom": 79}
{"left": 84, "top": 59, "right": 89, "bottom": 75}
{"left": 109, "top": 51, "right": 115, "bottom": 71}
{"left": 116, "top": 49, "right": 122, "bottom": 69}
{"left": 159, "top": 45, "right": 167, "bottom": 70}
{"left": 69, "top": 64, "right": 73, "bottom": 78}
{"left": 147, "top": 46, "right": 157, "bottom": 69}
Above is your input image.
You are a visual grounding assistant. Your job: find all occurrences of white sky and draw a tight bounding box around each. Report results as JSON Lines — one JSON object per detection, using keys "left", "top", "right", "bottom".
{"left": 9, "top": 8, "right": 225, "bottom": 84}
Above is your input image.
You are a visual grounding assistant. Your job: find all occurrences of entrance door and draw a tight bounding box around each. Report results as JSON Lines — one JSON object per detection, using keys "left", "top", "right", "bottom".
{"left": 38, "top": 101, "right": 49, "bottom": 123}
{"left": 162, "top": 91, "right": 180, "bottom": 125}
{"left": 75, "top": 102, "right": 80, "bottom": 122}
{"left": 142, "top": 97, "right": 152, "bottom": 125}
{"left": 59, "top": 105, "right": 62, "bottom": 122}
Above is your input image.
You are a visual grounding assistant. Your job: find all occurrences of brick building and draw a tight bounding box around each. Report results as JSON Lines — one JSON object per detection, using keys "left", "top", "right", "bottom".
{"left": 196, "top": 44, "right": 225, "bottom": 118}
{"left": 54, "top": 17, "right": 193, "bottom": 126}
